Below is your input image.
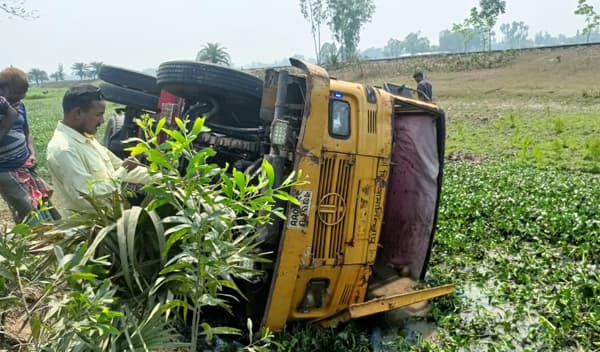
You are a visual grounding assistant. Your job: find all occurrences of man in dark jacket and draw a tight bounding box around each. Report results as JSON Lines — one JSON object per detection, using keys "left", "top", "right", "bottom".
{"left": 413, "top": 70, "right": 433, "bottom": 102}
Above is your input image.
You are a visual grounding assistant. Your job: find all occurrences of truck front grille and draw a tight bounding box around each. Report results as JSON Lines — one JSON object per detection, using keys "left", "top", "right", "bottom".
{"left": 312, "top": 153, "right": 354, "bottom": 262}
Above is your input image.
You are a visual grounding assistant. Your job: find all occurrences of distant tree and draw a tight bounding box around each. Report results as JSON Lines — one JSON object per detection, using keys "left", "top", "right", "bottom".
{"left": 361, "top": 47, "right": 385, "bottom": 59}
{"left": 439, "top": 29, "right": 463, "bottom": 53}
{"left": 403, "top": 31, "right": 430, "bottom": 54}
{"left": 40, "top": 71, "right": 49, "bottom": 84}
{"left": 534, "top": 31, "right": 558, "bottom": 46}
{"left": 478, "top": 0, "right": 506, "bottom": 51}
{"left": 588, "top": 29, "right": 600, "bottom": 42}
{"left": 50, "top": 64, "right": 65, "bottom": 82}
{"left": 0, "top": 0, "right": 37, "bottom": 19}
{"left": 196, "top": 43, "right": 231, "bottom": 66}
{"left": 500, "top": 21, "right": 529, "bottom": 49}
{"left": 28, "top": 68, "right": 48, "bottom": 85}
{"left": 299, "top": 0, "right": 328, "bottom": 63}
{"left": 72, "top": 62, "right": 89, "bottom": 80}
{"left": 56, "top": 64, "right": 65, "bottom": 81}
{"left": 320, "top": 42, "right": 340, "bottom": 67}
{"left": 453, "top": 18, "right": 478, "bottom": 53}
{"left": 87, "top": 61, "right": 103, "bottom": 79}
{"left": 326, "top": 0, "right": 375, "bottom": 61}
{"left": 575, "top": 0, "right": 600, "bottom": 43}
{"left": 383, "top": 38, "right": 403, "bottom": 58}
{"left": 560, "top": 33, "right": 577, "bottom": 45}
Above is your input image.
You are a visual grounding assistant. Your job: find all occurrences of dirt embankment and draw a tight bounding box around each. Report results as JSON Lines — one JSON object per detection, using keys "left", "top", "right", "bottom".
{"left": 247, "top": 44, "right": 600, "bottom": 100}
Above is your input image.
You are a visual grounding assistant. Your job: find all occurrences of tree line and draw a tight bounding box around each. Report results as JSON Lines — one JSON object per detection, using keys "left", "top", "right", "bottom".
{"left": 308, "top": 0, "right": 600, "bottom": 62}
{"left": 27, "top": 62, "right": 104, "bottom": 85}
{"left": 252, "top": 0, "right": 600, "bottom": 67}
{"left": 358, "top": 25, "right": 600, "bottom": 60}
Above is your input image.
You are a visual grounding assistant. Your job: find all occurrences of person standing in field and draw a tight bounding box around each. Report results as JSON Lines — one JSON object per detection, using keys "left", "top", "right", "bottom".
{"left": 413, "top": 70, "right": 433, "bottom": 102}
{"left": 0, "top": 67, "right": 53, "bottom": 223}
{"left": 47, "top": 84, "right": 151, "bottom": 217}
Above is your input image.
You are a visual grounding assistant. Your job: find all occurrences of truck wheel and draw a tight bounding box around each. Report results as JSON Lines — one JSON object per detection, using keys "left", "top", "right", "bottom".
{"left": 156, "top": 61, "right": 263, "bottom": 108}
{"left": 99, "top": 65, "right": 161, "bottom": 96}
{"left": 100, "top": 83, "right": 160, "bottom": 112}
{"left": 103, "top": 114, "right": 124, "bottom": 146}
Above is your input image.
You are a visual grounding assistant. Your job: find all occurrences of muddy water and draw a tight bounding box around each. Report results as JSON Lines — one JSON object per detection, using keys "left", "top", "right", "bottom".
{"left": 368, "top": 277, "right": 442, "bottom": 350}
{"left": 370, "top": 315, "right": 440, "bottom": 351}
{"left": 457, "top": 284, "right": 541, "bottom": 351}
{"left": 372, "top": 282, "right": 542, "bottom": 351}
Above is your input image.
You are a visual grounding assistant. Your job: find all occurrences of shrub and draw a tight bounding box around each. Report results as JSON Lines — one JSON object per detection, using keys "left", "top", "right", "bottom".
{"left": 0, "top": 116, "right": 299, "bottom": 351}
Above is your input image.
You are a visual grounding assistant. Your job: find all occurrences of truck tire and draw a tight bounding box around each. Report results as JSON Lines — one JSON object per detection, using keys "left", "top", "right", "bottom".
{"left": 99, "top": 65, "right": 161, "bottom": 96}
{"left": 156, "top": 61, "right": 263, "bottom": 108}
{"left": 100, "top": 83, "right": 160, "bottom": 112}
{"left": 103, "top": 114, "right": 124, "bottom": 146}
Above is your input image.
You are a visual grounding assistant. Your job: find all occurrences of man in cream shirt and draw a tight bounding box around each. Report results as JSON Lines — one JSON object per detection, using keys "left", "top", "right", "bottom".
{"left": 47, "top": 84, "right": 150, "bottom": 217}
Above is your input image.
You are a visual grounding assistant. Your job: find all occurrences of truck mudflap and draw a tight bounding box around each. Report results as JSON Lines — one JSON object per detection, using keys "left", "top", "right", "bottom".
{"left": 315, "top": 282, "right": 455, "bottom": 326}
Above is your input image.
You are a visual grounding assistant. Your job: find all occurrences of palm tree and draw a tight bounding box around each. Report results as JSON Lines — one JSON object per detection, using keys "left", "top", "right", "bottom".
{"left": 71, "top": 62, "right": 89, "bottom": 80}
{"left": 88, "top": 61, "right": 103, "bottom": 79}
{"left": 56, "top": 64, "right": 65, "bottom": 81}
{"left": 195, "top": 43, "right": 231, "bottom": 66}
{"left": 50, "top": 64, "right": 65, "bottom": 82}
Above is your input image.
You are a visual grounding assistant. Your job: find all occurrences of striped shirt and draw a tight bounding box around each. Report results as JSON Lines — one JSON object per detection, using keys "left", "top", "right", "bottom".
{"left": 0, "top": 102, "right": 30, "bottom": 171}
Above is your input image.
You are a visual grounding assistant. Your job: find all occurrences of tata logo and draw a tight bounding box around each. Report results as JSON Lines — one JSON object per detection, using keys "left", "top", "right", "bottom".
{"left": 317, "top": 193, "right": 346, "bottom": 226}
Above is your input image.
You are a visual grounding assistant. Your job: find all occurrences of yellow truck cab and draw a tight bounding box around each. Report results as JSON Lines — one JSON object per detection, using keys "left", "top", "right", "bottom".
{"left": 258, "top": 59, "right": 453, "bottom": 331}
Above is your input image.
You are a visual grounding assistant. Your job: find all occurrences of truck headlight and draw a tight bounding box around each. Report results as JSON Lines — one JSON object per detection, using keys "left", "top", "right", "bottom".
{"left": 270, "top": 119, "right": 291, "bottom": 146}
{"left": 298, "top": 279, "right": 330, "bottom": 312}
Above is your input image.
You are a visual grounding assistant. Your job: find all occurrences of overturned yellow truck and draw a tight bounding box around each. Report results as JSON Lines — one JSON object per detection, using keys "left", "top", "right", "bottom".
{"left": 258, "top": 59, "right": 453, "bottom": 330}
{"left": 100, "top": 58, "right": 454, "bottom": 331}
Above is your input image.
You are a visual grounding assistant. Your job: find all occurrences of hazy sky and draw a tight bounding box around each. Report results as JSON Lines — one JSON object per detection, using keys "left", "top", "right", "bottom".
{"left": 1, "top": 0, "right": 586, "bottom": 74}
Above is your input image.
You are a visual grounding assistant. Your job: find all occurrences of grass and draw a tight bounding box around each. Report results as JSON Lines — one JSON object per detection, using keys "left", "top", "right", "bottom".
{"left": 3, "top": 45, "right": 600, "bottom": 350}
{"left": 445, "top": 111, "right": 600, "bottom": 172}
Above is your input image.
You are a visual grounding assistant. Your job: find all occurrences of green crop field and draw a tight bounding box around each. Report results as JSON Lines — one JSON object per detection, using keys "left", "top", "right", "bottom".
{"left": 1, "top": 46, "right": 599, "bottom": 350}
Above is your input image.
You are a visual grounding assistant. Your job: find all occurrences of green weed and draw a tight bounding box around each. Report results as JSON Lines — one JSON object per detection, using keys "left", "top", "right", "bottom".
{"left": 517, "top": 136, "right": 533, "bottom": 162}
{"left": 494, "top": 113, "right": 520, "bottom": 130}
{"left": 584, "top": 135, "right": 600, "bottom": 162}
{"left": 277, "top": 323, "right": 371, "bottom": 351}
{"left": 581, "top": 88, "right": 600, "bottom": 99}
{"left": 427, "top": 162, "right": 600, "bottom": 351}
{"left": 0, "top": 117, "right": 300, "bottom": 351}
{"left": 25, "top": 93, "right": 49, "bottom": 100}
{"left": 446, "top": 109, "right": 600, "bottom": 173}
{"left": 552, "top": 117, "right": 565, "bottom": 134}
